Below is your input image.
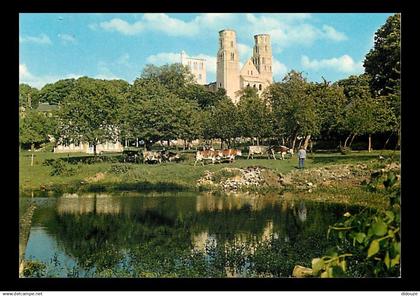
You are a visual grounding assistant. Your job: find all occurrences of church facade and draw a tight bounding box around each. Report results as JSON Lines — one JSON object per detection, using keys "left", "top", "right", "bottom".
{"left": 216, "top": 29, "right": 273, "bottom": 104}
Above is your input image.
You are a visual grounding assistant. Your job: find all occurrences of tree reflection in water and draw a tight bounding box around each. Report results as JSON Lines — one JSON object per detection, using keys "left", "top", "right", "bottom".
{"left": 26, "top": 192, "right": 357, "bottom": 277}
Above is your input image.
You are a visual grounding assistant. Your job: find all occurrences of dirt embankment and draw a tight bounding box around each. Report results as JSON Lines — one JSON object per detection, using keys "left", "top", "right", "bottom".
{"left": 197, "top": 162, "right": 400, "bottom": 193}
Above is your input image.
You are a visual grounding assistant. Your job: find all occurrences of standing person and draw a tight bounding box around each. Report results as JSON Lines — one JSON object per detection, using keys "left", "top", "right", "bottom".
{"left": 298, "top": 146, "right": 306, "bottom": 169}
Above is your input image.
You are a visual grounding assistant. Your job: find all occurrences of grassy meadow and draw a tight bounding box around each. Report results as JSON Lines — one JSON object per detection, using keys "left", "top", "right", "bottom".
{"left": 19, "top": 148, "right": 400, "bottom": 197}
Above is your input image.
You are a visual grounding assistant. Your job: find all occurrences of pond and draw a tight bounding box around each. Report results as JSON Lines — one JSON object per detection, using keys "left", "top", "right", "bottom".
{"left": 21, "top": 192, "right": 364, "bottom": 278}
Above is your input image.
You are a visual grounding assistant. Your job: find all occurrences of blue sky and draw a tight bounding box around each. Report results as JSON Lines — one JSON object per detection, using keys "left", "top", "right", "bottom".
{"left": 19, "top": 13, "right": 393, "bottom": 89}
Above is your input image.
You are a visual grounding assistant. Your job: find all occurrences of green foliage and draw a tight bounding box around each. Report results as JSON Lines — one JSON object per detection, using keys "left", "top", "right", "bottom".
{"left": 204, "top": 97, "right": 239, "bottom": 143}
{"left": 19, "top": 84, "right": 40, "bottom": 110}
{"left": 108, "top": 164, "right": 132, "bottom": 175}
{"left": 364, "top": 13, "right": 400, "bottom": 96}
{"left": 19, "top": 110, "right": 56, "bottom": 149}
{"left": 210, "top": 169, "right": 238, "bottom": 183}
{"left": 141, "top": 63, "right": 195, "bottom": 98}
{"left": 23, "top": 260, "right": 47, "bottom": 277}
{"left": 47, "top": 159, "right": 78, "bottom": 176}
{"left": 237, "top": 87, "right": 274, "bottom": 141}
{"left": 314, "top": 170, "right": 400, "bottom": 277}
{"left": 56, "top": 77, "right": 123, "bottom": 155}
{"left": 339, "top": 146, "right": 352, "bottom": 155}
{"left": 39, "top": 79, "right": 76, "bottom": 105}
{"left": 311, "top": 253, "right": 351, "bottom": 278}
{"left": 265, "top": 71, "right": 319, "bottom": 145}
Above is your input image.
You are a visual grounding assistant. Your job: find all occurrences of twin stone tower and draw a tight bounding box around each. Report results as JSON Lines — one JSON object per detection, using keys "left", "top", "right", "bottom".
{"left": 216, "top": 29, "right": 273, "bottom": 104}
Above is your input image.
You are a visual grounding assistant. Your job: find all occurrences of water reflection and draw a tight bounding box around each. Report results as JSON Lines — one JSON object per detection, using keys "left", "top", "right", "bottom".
{"left": 23, "top": 192, "right": 357, "bottom": 278}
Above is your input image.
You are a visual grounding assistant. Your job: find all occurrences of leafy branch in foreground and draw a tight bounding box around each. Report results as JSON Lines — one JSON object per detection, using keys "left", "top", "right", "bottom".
{"left": 311, "top": 167, "right": 400, "bottom": 277}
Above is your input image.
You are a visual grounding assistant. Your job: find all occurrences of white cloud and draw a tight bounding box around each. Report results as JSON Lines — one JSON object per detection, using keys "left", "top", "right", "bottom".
{"left": 239, "top": 14, "right": 348, "bottom": 51}
{"left": 301, "top": 55, "right": 363, "bottom": 73}
{"left": 142, "top": 14, "right": 199, "bottom": 37}
{"left": 19, "top": 64, "right": 82, "bottom": 89}
{"left": 272, "top": 58, "right": 288, "bottom": 80}
{"left": 146, "top": 52, "right": 181, "bottom": 65}
{"left": 93, "top": 13, "right": 347, "bottom": 53}
{"left": 58, "top": 33, "right": 77, "bottom": 44}
{"left": 94, "top": 14, "right": 234, "bottom": 38}
{"left": 19, "top": 34, "right": 52, "bottom": 45}
{"left": 237, "top": 43, "right": 253, "bottom": 63}
{"left": 99, "top": 18, "right": 145, "bottom": 35}
{"left": 321, "top": 25, "right": 348, "bottom": 41}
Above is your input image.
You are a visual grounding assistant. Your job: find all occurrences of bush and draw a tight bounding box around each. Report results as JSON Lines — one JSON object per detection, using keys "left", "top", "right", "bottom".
{"left": 108, "top": 164, "right": 131, "bottom": 175}
{"left": 339, "top": 146, "right": 352, "bottom": 155}
{"left": 48, "top": 159, "right": 77, "bottom": 176}
{"left": 23, "top": 260, "right": 47, "bottom": 277}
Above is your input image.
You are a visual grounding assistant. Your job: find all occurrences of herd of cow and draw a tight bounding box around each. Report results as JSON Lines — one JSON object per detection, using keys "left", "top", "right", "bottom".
{"left": 128, "top": 145, "right": 294, "bottom": 165}
{"left": 194, "top": 145, "right": 293, "bottom": 166}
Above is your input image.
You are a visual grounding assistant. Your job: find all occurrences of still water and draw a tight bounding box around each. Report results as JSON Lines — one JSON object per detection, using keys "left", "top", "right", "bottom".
{"left": 21, "top": 192, "right": 360, "bottom": 278}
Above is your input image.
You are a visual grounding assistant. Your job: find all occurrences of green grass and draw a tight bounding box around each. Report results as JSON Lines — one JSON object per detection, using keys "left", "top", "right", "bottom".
{"left": 19, "top": 149, "right": 400, "bottom": 196}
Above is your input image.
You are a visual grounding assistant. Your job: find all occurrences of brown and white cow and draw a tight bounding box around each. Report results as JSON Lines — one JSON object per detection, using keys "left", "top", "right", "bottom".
{"left": 270, "top": 145, "right": 294, "bottom": 160}
{"left": 143, "top": 151, "right": 162, "bottom": 164}
{"left": 247, "top": 146, "right": 274, "bottom": 159}
{"left": 194, "top": 149, "right": 223, "bottom": 166}
{"left": 161, "top": 151, "right": 181, "bottom": 162}
{"left": 220, "top": 149, "right": 242, "bottom": 163}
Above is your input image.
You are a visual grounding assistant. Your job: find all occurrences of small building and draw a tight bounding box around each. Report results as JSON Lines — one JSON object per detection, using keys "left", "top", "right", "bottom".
{"left": 180, "top": 51, "right": 207, "bottom": 85}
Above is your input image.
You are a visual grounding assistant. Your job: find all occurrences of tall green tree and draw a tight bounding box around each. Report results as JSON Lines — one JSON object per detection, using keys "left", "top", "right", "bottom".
{"left": 309, "top": 79, "right": 347, "bottom": 148}
{"left": 19, "top": 84, "right": 40, "bottom": 111}
{"left": 123, "top": 77, "right": 202, "bottom": 149}
{"left": 338, "top": 75, "right": 395, "bottom": 151}
{"left": 237, "top": 87, "right": 273, "bottom": 146}
{"left": 266, "top": 71, "right": 319, "bottom": 149}
{"left": 38, "top": 79, "right": 76, "bottom": 105}
{"left": 364, "top": 13, "right": 400, "bottom": 97}
{"left": 141, "top": 63, "right": 195, "bottom": 98}
{"left": 20, "top": 110, "right": 55, "bottom": 165}
{"left": 364, "top": 13, "right": 400, "bottom": 149}
{"left": 56, "top": 77, "right": 122, "bottom": 156}
{"left": 204, "top": 97, "right": 239, "bottom": 149}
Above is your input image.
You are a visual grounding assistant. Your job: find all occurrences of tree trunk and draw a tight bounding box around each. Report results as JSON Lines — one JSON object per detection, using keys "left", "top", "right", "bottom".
{"left": 303, "top": 135, "right": 311, "bottom": 150}
{"left": 30, "top": 143, "right": 34, "bottom": 167}
{"left": 220, "top": 139, "right": 223, "bottom": 150}
{"left": 167, "top": 140, "right": 170, "bottom": 147}
{"left": 383, "top": 132, "right": 393, "bottom": 149}
{"left": 256, "top": 137, "right": 260, "bottom": 146}
{"left": 184, "top": 139, "right": 187, "bottom": 151}
{"left": 395, "top": 129, "right": 400, "bottom": 150}
{"left": 125, "top": 139, "right": 128, "bottom": 148}
{"left": 348, "top": 133, "right": 357, "bottom": 148}
{"left": 291, "top": 134, "right": 298, "bottom": 151}
{"left": 136, "top": 138, "right": 139, "bottom": 148}
{"left": 93, "top": 143, "right": 97, "bottom": 157}
{"left": 368, "top": 134, "right": 372, "bottom": 152}
{"left": 343, "top": 133, "right": 352, "bottom": 148}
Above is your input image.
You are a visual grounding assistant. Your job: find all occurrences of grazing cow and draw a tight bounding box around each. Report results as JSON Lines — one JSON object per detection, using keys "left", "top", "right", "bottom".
{"left": 270, "top": 145, "right": 294, "bottom": 160}
{"left": 220, "top": 149, "right": 242, "bottom": 163}
{"left": 194, "top": 149, "right": 223, "bottom": 166}
{"left": 161, "top": 151, "right": 181, "bottom": 162}
{"left": 247, "top": 146, "right": 274, "bottom": 159}
{"left": 143, "top": 151, "right": 162, "bottom": 164}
